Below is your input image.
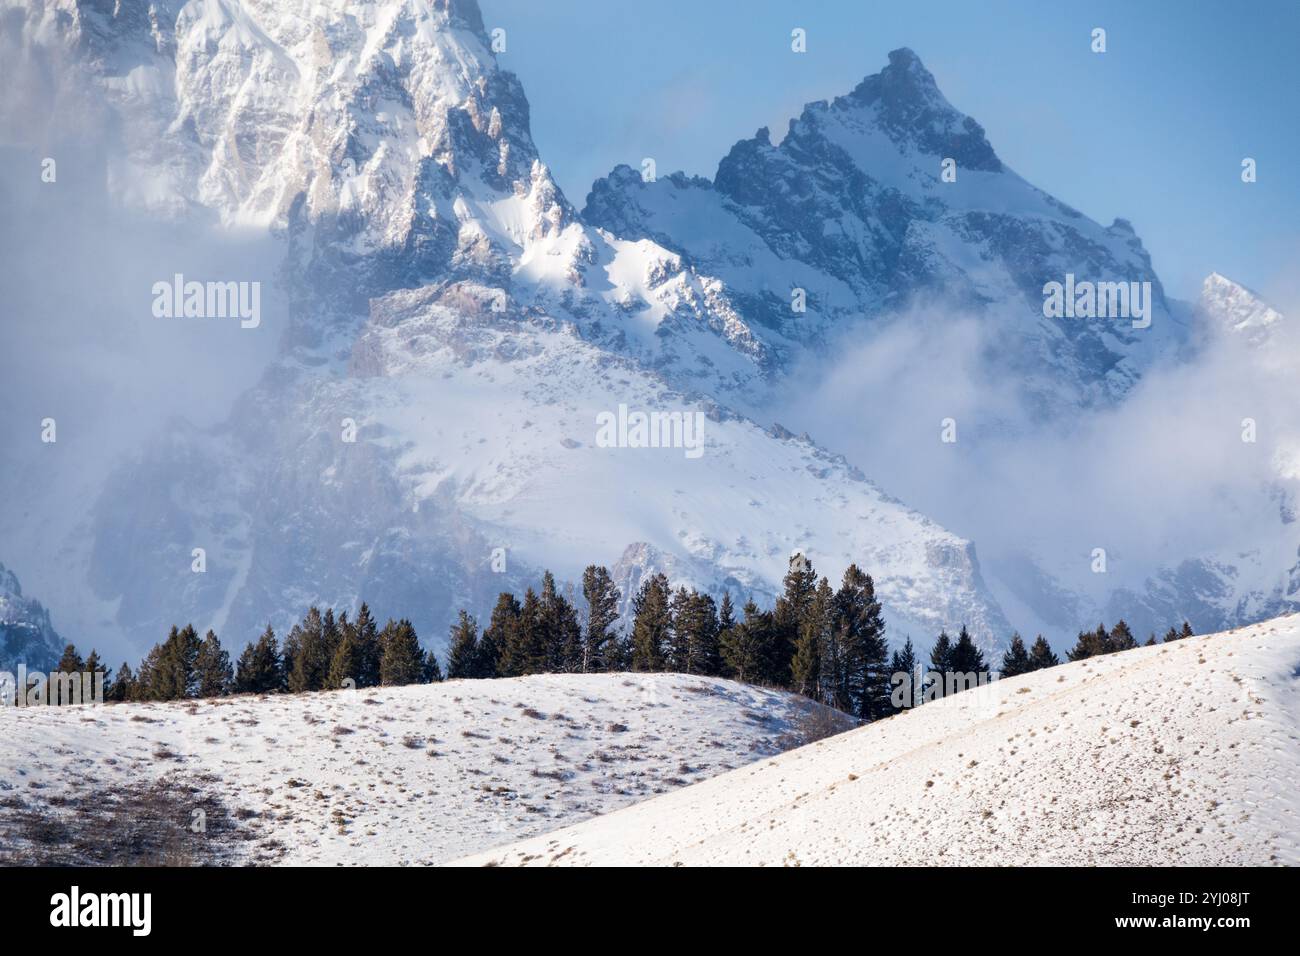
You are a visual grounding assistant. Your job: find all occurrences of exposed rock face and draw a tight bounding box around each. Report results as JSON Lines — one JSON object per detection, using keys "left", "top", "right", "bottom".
{"left": 0, "top": 562, "right": 63, "bottom": 672}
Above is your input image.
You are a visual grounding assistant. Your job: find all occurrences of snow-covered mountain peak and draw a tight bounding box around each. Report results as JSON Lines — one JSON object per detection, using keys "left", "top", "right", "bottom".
{"left": 587, "top": 48, "right": 1184, "bottom": 412}
{"left": 834, "top": 47, "right": 1002, "bottom": 173}
{"left": 1200, "top": 271, "right": 1284, "bottom": 345}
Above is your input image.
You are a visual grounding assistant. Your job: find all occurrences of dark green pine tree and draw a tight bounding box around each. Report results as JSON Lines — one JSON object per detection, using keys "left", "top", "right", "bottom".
{"left": 835, "top": 564, "right": 890, "bottom": 719}
{"left": 925, "top": 630, "right": 954, "bottom": 702}
{"left": 581, "top": 565, "right": 620, "bottom": 673}
{"left": 772, "top": 556, "right": 818, "bottom": 687}
{"left": 539, "top": 572, "right": 582, "bottom": 673}
{"left": 790, "top": 578, "right": 831, "bottom": 701}
{"left": 446, "top": 610, "right": 480, "bottom": 679}
{"left": 720, "top": 600, "right": 774, "bottom": 684}
{"left": 670, "top": 589, "right": 721, "bottom": 676}
{"left": 1180, "top": 621, "right": 1194, "bottom": 640}
{"left": 509, "top": 588, "right": 547, "bottom": 676}
{"left": 379, "top": 618, "right": 425, "bottom": 686}
{"left": 945, "top": 625, "right": 988, "bottom": 697}
{"left": 55, "top": 643, "right": 84, "bottom": 674}
{"left": 629, "top": 573, "right": 672, "bottom": 672}
{"left": 889, "top": 636, "right": 918, "bottom": 711}
{"left": 479, "top": 592, "right": 519, "bottom": 678}
{"left": 667, "top": 587, "right": 693, "bottom": 672}
{"left": 235, "top": 625, "right": 284, "bottom": 694}
{"left": 1027, "top": 635, "right": 1060, "bottom": 670}
{"left": 83, "top": 649, "right": 109, "bottom": 687}
{"left": 328, "top": 617, "right": 363, "bottom": 689}
{"left": 1107, "top": 619, "right": 1138, "bottom": 652}
{"left": 135, "top": 645, "right": 162, "bottom": 701}
{"left": 288, "top": 607, "right": 332, "bottom": 693}
{"left": 1144, "top": 634, "right": 1158, "bottom": 646}
{"left": 154, "top": 624, "right": 202, "bottom": 700}
{"left": 1163, "top": 625, "right": 1181, "bottom": 643}
{"left": 1067, "top": 625, "right": 1106, "bottom": 661}
{"left": 999, "top": 633, "right": 1031, "bottom": 678}
{"left": 195, "top": 629, "right": 233, "bottom": 697}
{"left": 106, "top": 662, "right": 135, "bottom": 703}
{"left": 423, "top": 648, "right": 443, "bottom": 683}
{"left": 352, "top": 603, "right": 382, "bottom": 687}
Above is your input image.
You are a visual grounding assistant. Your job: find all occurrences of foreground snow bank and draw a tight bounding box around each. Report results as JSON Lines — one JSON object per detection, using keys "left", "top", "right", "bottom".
{"left": 456, "top": 616, "right": 1300, "bottom": 866}
{"left": 0, "top": 674, "right": 848, "bottom": 865}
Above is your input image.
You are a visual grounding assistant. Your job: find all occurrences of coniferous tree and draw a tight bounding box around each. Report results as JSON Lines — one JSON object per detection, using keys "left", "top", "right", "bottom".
{"left": 720, "top": 600, "right": 774, "bottom": 684}
{"left": 1027, "top": 635, "right": 1060, "bottom": 670}
{"left": 135, "top": 645, "right": 162, "bottom": 701}
{"left": 446, "top": 611, "right": 480, "bottom": 679}
{"left": 718, "top": 591, "right": 736, "bottom": 635}
{"left": 835, "top": 565, "right": 890, "bottom": 719}
{"left": 379, "top": 618, "right": 425, "bottom": 686}
{"left": 328, "top": 618, "right": 364, "bottom": 689}
{"left": 235, "top": 625, "right": 283, "bottom": 694}
{"left": 629, "top": 573, "right": 672, "bottom": 672}
{"left": 1180, "top": 621, "right": 1194, "bottom": 640}
{"left": 107, "top": 662, "right": 135, "bottom": 703}
{"left": 1067, "top": 625, "right": 1107, "bottom": 661}
{"left": 83, "top": 649, "right": 108, "bottom": 687}
{"left": 485, "top": 592, "right": 522, "bottom": 677}
{"left": 791, "top": 578, "right": 832, "bottom": 700}
{"left": 353, "top": 603, "right": 382, "bottom": 687}
{"left": 581, "top": 565, "right": 620, "bottom": 673}
{"left": 539, "top": 572, "right": 582, "bottom": 673}
{"left": 999, "top": 633, "right": 1031, "bottom": 677}
{"left": 423, "top": 648, "right": 443, "bottom": 683}
{"left": 154, "top": 624, "right": 202, "bottom": 700}
{"left": 667, "top": 587, "right": 693, "bottom": 672}
{"left": 287, "top": 607, "right": 331, "bottom": 693}
{"left": 1107, "top": 619, "right": 1138, "bottom": 652}
{"left": 1144, "top": 634, "right": 1157, "bottom": 646}
{"left": 947, "top": 625, "right": 988, "bottom": 696}
{"left": 772, "top": 557, "right": 818, "bottom": 687}
{"left": 670, "top": 589, "right": 722, "bottom": 676}
{"left": 1163, "top": 625, "right": 1180, "bottom": 643}
{"left": 195, "top": 630, "right": 233, "bottom": 697}
{"left": 56, "top": 643, "right": 84, "bottom": 674}
{"left": 889, "top": 636, "right": 918, "bottom": 711}
{"left": 925, "top": 630, "right": 953, "bottom": 701}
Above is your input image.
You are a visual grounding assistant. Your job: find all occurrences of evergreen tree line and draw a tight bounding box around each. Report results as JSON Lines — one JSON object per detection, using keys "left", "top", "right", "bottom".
{"left": 87, "top": 604, "right": 441, "bottom": 703}
{"left": 446, "top": 560, "right": 897, "bottom": 721}
{"left": 39, "top": 566, "right": 1200, "bottom": 713}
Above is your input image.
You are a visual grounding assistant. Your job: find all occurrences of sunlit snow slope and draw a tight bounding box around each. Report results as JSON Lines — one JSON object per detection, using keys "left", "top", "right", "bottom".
{"left": 457, "top": 615, "right": 1300, "bottom": 866}
{"left": 0, "top": 673, "right": 849, "bottom": 865}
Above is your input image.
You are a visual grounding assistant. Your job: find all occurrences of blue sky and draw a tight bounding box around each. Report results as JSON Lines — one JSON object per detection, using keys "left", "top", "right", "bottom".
{"left": 486, "top": 0, "right": 1300, "bottom": 302}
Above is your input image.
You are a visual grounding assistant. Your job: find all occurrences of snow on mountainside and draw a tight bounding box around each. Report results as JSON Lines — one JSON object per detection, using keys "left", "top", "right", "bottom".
{"left": 1200, "top": 272, "right": 1284, "bottom": 347}
{"left": 585, "top": 47, "right": 1187, "bottom": 412}
{"left": 1101, "top": 275, "right": 1300, "bottom": 639}
{"left": 458, "top": 614, "right": 1300, "bottom": 866}
{"left": 0, "top": 673, "right": 851, "bottom": 865}
{"left": 0, "top": 562, "right": 64, "bottom": 673}
{"left": 2, "top": 0, "right": 1016, "bottom": 659}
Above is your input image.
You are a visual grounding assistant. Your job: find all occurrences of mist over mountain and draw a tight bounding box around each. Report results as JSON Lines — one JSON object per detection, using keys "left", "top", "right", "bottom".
{"left": 1, "top": 0, "right": 1295, "bottom": 667}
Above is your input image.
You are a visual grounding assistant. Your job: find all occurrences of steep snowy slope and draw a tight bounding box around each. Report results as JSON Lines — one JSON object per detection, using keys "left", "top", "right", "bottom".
{"left": 458, "top": 614, "right": 1300, "bottom": 866}
{"left": 0, "top": 673, "right": 851, "bottom": 865}
{"left": 585, "top": 48, "right": 1187, "bottom": 412}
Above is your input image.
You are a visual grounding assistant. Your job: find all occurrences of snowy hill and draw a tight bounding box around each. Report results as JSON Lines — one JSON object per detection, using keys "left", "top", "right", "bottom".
{"left": 0, "top": 673, "right": 851, "bottom": 865}
{"left": 456, "top": 615, "right": 1300, "bottom": 866}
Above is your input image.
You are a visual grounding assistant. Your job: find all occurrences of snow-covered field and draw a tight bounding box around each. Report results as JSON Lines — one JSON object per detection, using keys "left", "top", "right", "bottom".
{"left": 0, "top": 673, "right": 846, "bottom": 866}
{"left": 457, "top": 616, "right": 1300, "bottom": 866}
